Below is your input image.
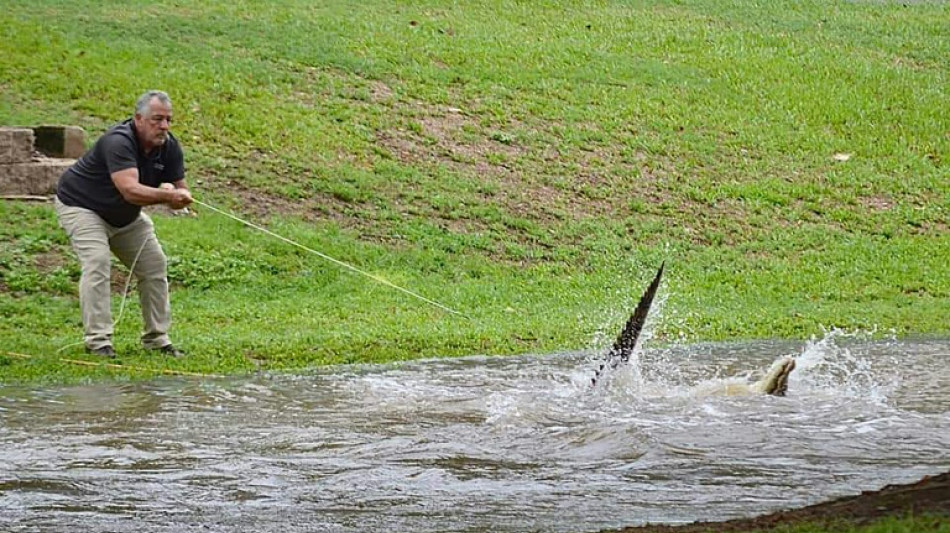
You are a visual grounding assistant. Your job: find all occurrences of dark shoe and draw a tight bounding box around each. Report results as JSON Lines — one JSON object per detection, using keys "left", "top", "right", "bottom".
{"left": 86, "top": 345, "right": 117, "bottom": 358}
{"left": 154, "top": 344, "right": 185, "bottom": 357}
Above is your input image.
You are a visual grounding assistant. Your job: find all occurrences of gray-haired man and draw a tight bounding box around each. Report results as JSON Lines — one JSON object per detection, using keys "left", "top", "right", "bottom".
{"left": 55, "top": 90, "right": 193, "bottom": 357}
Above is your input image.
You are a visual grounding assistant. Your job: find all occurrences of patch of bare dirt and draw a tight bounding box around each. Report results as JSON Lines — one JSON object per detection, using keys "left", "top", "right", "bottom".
{"left": 373, "top": 100, "right": 635, "bottom": 219}
{"left": 860, "top": 195, "right": 893, "bottom": 212}
{"left": 191, "top": 181, "right": 351, "bottom": 227}
{"left": 369, "top": 80, "right": 394, "bottom": 102}
{"left": 605, "top": 471, "right": 950, "bottom": 533}
{"left": 33, "top": 249, "right": 68, "bottom": 274}
{"left": 110, "top": 268, "right": 131, "bottom": 294}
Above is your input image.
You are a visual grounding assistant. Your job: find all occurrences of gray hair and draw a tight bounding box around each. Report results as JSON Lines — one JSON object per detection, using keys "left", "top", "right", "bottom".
{"left": 135, "top": 90, "right": 173, "bottom": 116}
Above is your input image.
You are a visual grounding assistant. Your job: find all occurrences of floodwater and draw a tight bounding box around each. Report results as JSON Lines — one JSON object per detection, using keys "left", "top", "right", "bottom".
{"left": 1, "top": 333, "right": 948, "bottom": 533}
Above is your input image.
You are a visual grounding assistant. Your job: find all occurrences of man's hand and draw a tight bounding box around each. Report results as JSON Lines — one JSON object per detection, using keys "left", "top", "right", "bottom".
{"left": 159, "top": 181, "right": 194, "bottom": 210}
{"left": 166, "top": 187, "right": 193, "bottom": 210}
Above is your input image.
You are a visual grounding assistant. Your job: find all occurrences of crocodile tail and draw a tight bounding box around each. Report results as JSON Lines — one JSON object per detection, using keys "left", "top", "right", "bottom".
{"left": 592, "top": 262, "right": 665, "bottom": 386}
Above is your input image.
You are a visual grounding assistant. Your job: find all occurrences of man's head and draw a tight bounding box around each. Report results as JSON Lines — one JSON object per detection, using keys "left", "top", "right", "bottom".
{"left": 133, "top": 90, "right": 174, "bottom": 151}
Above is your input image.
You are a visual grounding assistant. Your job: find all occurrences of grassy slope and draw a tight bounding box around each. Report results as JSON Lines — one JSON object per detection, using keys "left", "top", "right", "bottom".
{"left": 1, "top": 0, "right": 948, "bottom": 384}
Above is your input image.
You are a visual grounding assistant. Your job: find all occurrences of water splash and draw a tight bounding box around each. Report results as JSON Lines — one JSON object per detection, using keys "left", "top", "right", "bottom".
{"left": 792, "top": 328, "right": 901, "bottom": 405}
{"left": 586, "top": 274, "right": 672, "bottom": 394}
{"left": 587, "top": 324, "right": 904, "bottom": 411}
{"left": 1, "top": 339, "right": 948, "bottom": 533}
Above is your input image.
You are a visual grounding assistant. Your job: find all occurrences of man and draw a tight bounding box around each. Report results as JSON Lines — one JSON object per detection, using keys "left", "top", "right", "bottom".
{"left": 54, "top": 90, "right": 193, "bottom": 358}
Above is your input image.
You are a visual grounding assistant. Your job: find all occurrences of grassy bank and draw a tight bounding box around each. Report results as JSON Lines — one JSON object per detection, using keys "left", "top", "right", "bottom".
{"left": 1, "top": 0, "right": 948, "bottom": 385}
{"left": 645, "top": 515, "right": 950, "bottom": 533}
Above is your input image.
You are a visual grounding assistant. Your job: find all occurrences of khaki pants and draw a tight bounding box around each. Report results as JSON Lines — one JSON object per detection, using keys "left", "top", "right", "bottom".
{"left": 54, "top": 197, "right": 172, "bottom": 350}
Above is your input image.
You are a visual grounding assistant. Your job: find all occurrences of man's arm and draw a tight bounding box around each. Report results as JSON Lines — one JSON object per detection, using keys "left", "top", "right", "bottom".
{"left": 112, "top": 168, "right": 193, "bottom": 209}
{"left": 170, "top": 178, "right": 189, "bottom": 192}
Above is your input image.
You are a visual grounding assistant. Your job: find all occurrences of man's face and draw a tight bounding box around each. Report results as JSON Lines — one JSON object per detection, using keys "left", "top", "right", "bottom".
{"left": 134, "top": 97, "right": 173, "bottom": 149}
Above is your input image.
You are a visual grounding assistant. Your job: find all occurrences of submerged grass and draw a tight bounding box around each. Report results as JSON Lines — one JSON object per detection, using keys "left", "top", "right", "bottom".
{"left": 1, "top": 0, "right": 948, "bottom": 386}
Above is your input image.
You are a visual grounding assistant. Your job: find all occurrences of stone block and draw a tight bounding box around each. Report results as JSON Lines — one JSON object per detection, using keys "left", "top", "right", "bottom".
{"left": 33, "top": 125, "right": 86, "bottom": 159}
{"left": 0, "top": 127, "right": 35, "bottom": 164}
{"left": 0, "top": 158, "right": 74, "bottom": 195}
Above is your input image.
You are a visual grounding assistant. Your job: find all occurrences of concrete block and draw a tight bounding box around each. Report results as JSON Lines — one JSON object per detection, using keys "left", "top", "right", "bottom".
{"left": 33, "top": 125, "right": 87, "bottom": 158}
{"left": 0, "top": 158, "right": 74, "bottom": 195}
{"left": 0, "top": 127, "right": 35, "bottom": 164}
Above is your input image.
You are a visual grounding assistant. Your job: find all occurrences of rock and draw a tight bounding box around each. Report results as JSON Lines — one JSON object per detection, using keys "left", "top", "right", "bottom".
{"left": 0, "top": 127, "right": 35, "bottom": 164}
{"left": 0, "top": 126, "right": 79, "bottom": 195}
{"left": 33, "top": 125, "right": 86, "bottom": 158}
{"left": 0, "top": 159, "right": 74, "bottom": 195}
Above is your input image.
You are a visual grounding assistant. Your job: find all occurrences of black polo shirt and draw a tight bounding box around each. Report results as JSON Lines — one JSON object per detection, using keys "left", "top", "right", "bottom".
{"left": 57, "top": 119, "right": 186, "bottom": 227}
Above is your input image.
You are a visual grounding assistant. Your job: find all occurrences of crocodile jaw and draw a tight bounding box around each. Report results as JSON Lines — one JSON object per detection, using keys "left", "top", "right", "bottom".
{"left": 754, "top": 357, "right": 796, "bottom": 396}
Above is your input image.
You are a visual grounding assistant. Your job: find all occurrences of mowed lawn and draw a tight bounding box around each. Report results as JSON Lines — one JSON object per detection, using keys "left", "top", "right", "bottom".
{"left": 0, "top": 0, "right": 947, "bottom": 383}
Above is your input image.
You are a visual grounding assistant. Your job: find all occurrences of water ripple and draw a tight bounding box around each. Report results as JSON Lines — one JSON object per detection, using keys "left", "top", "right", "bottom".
{"left": 1, "top": 337, "right": 948, "bottom": 532}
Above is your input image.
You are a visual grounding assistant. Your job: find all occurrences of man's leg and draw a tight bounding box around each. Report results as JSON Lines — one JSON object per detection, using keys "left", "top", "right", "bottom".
{"left": 111, "top": 213, "right": 172, "bottom": 349}
{"left": 54, "top": 198, "right": 115, "bottom": 350}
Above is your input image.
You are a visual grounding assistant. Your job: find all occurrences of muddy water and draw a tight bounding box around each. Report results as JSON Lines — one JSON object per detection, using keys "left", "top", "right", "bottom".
{"left": 1, "top": 334, "right": 948, "bottom": 532}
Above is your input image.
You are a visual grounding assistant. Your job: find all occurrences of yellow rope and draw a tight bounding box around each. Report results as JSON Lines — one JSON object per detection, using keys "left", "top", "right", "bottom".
{"left": 193, "top": 198, "right": 469, "bottom": 318}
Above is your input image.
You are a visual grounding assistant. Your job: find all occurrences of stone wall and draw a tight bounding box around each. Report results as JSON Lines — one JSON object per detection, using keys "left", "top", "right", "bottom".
{"left": 0, "top": 126, "right": 84, "bottom": 196}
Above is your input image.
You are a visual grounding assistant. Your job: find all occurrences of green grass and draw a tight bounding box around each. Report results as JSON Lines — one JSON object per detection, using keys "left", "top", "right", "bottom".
{"left": 1, "top": 0, "right": 948, "bottom": 387}
{"left": 719, "top": 514, "right": 950, "bottom": 533}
